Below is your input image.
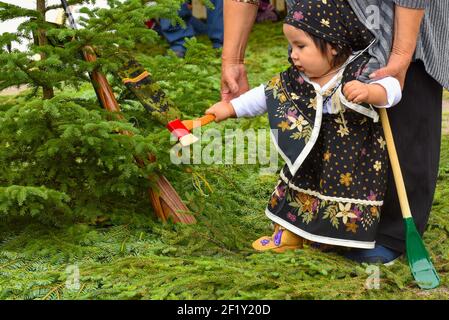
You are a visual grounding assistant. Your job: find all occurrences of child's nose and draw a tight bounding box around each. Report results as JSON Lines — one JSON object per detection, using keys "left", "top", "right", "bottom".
{"left": 290, "top": 49, "right": 299, "bottom": 60}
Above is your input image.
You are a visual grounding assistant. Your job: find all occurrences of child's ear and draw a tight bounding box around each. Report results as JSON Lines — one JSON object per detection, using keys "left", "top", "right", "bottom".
{"left": 327, "top": 44, "right": 338, "bottom": 56}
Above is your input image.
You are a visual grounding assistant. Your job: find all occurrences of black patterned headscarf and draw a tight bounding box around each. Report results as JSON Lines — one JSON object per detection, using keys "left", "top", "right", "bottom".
{"left": 284, "top": 0, "right": 374, "bottom": 52}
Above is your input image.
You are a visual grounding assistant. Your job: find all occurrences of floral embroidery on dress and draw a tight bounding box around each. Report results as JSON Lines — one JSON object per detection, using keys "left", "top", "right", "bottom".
{"left": 339, "top": 173, "right": 353, "bottom": 187}
{"left": 268, "top": 175, "right": 382, "bottom": 234}
{"left": 266, "top": 77, "right": 314, "bottom": 143}
{"left": 308, "top": 97, "right": 317, "bottom": 110}
{"left": 287, "top": 189, "right": 380, "bottom": 233}
{"left": 336, "top": 203, "right": 357, "bottom": 224}
{"left": 367, "top": 190, "right": 377, "bottom": 201}
{"left": 267, "top": 76, "right": 281, "bottom": 91}
{"left": 287, "top": 212, "right": 297, "bottom": 222}
{"left": 293, "top": 11, "right": 305, "bottom": 21}
{"left": 291, "top": 93, "right": 300, "bottom": 100}
{"left": 270, "top": 195, "right": 278, "bottom": 208}
{"left": 361, "top": 148, "right": 367, "bottom": 156}
{"left": 320, "top": 18, "right": 330, "bottom": 28}
{"left": 370, "top": 206, "right": 379, "bottom": 217}
{"left": 278, "top": 93, "right": 288, "bottom": 103}
{"left": 345, "top": 221, "right": 358, "bottom": 233}
{"left": 337, "top": 125, "right": 350, "bottom": 137}
{"left": 295, "top": 193, "right": 316, "bottom": 213}
{"left": 377, "top": 136, "right": 386, "bottom": 150}
{"left": 323, "top": 150, "right": 332, "bottom": 162}
{"left": 373, "top": 161, "right": 382, "bottom": 171}
{"left": 289, "top": 115, "right": 308, "bottom": 132}
{"left": 288, "top": 193, "right": 318, "bottom": 224}
{"left": 277, "top": 121, "right": 290, "bottom": 132}
{"left": 335, "top": 114, "right": 350, "bottom": 137}
{"left": 296, "top": 75, "right": 305, "bottom": 85}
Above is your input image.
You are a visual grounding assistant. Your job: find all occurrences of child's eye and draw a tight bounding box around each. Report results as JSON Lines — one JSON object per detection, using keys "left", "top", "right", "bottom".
{"left": 297, "top": 45, "right": 305, "bottom": 49}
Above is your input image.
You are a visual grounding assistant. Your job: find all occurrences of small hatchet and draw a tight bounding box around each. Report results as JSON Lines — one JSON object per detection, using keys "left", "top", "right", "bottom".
{"left": 167, "top": 114, "right": 216, "bottom": 147}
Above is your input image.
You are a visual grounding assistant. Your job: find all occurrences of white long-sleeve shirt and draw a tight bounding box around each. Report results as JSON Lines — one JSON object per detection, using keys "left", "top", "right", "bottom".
{"left": 231, "top": 76, "right": 402, "bottom": 118}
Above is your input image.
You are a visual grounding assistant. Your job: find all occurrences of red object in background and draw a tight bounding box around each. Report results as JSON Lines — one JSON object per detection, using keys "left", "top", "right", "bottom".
{"left": 145, "top": 19, "right": 156, "bottom": 29}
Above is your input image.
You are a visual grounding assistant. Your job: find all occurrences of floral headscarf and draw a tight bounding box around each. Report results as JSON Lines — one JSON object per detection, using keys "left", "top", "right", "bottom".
{"left": 284, "top": 0, "right": 374, "bottom": 52}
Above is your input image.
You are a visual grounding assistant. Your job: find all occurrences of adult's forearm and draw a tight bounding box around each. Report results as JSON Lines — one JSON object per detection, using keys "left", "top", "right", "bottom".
{"left": 393, "top": 0, "right": 428, "bottom": 9}
{"left": 222, "top": 0, "right": 258, "bottom": 64}
{"left": 392, "top": 6, "right": 425, "bottom": 61}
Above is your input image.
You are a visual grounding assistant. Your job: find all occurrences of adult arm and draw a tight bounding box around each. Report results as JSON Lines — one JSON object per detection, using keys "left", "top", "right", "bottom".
{"left": 370, "top": 2, "right": 426, "bottom": 88}
{"left": 221, "top": 0, "right": 258, "bottom": 102}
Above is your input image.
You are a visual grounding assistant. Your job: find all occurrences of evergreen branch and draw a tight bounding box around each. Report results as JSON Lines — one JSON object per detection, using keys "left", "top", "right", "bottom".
{"left": 12, "top": 60, "right": 45, "bottom": 88}
{"left": 45, "top": 0, "right": 95, "bottom": 13}
{"left": 42, "top": 283, "right": 65, "bottom": 300}
{"left": 0, "top": 2, "right": 39, "bottom": 21}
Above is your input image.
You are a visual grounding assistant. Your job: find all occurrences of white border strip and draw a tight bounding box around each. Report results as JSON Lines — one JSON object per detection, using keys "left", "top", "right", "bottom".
{"left": 338, "top": 88, "right": 380, "bottom": 123}
{"left": 265, "top": 208, "right": 376, "bottom": 249}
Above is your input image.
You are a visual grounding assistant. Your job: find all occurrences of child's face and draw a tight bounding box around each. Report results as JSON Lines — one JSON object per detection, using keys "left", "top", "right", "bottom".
{"left": 283, "top": 24, "right": 337, "bottom": 79}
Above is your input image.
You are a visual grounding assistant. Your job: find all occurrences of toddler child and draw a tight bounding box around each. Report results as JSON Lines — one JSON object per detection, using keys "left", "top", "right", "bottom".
{"left": 206, "top": 0, "right": 402, "bottom": 252}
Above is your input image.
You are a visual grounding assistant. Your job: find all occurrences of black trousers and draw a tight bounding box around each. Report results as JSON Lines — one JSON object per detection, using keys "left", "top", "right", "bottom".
{"left": 376, "top": 60, "right": 443, "bottom": 253}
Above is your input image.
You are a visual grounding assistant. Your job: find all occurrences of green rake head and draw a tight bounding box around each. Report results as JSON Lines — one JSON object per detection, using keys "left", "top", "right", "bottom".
{"left": 405, "top": 218, "right": 440, "bottom": 290}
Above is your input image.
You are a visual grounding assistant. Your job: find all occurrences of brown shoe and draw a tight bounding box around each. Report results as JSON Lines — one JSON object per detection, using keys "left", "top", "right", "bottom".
{"left": 252, "top": 225, "right": 304, "bottom": 253}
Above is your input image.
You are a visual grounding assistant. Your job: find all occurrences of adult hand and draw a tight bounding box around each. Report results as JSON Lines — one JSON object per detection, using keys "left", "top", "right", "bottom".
{"left": 369, "top": 6, "right": 425, "bottom": 89}
{"left": 221, "top": 62, "right": 250, "bottom": 102}
{"left": 369, "top": 49, "right": 411, "bottom": 88}
{"left": 220, "top": 0, "right": 257, "bottom": 102}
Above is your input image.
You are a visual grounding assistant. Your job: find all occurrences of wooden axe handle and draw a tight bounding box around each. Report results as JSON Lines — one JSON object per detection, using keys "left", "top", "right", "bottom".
{"left": 182, "top": 114, "right": 216, "bottom": 131}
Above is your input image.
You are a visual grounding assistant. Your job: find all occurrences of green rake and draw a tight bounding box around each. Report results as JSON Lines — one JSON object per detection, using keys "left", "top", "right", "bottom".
{"left": 379, "top": 108, "right": 440, "bottom": 289}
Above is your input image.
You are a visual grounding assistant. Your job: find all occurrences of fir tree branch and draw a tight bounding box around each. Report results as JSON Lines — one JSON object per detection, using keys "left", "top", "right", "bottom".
{"left": 0, "top": 2, "right": 39, "bottom": 21}
{"left": 45, "top": 0, "right": 96, "bottom": 13}
{"left": 12, "top": 60, "right": 44, "bottom": 88}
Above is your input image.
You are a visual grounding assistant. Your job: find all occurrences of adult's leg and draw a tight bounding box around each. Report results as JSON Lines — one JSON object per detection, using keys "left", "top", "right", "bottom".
{"left": 376, "top": 60, "right": 443, "bottom": 253}
{"left": 159, "top": 3, "right": 195, "bottom": 55}
{"left": 188, "top": 16, "right": 208, "bottom": 36}
{"left": 206, "top": 0, "right": 224, "bottom": 49}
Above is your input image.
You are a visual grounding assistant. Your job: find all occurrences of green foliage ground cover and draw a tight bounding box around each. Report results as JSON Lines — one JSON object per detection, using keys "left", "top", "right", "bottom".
{"left": 443, "top": 90, "right": 449, "bottom": 100}
{"left": 1, "top": 21, "right": 448, "bottom": 300}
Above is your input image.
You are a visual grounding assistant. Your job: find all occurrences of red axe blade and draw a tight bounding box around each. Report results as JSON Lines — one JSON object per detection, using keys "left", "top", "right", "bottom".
{"left": 166, "top": 119, "right": 199, "bottom": 147}
{"left": 166, "top": 115, "right": 216, "bottom": 147}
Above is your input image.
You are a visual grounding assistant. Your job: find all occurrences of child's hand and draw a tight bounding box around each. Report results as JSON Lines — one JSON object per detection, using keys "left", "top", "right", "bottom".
{"left": 343, "top": 80, "right": 369, "bottom": 104}
{"left": 205, "top": 101, "right": 236, "bottom": 122}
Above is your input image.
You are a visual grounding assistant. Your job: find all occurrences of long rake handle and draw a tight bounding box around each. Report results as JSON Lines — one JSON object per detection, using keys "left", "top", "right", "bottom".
{"left": 379, "top": 108, "right": 412, "bottom": 219}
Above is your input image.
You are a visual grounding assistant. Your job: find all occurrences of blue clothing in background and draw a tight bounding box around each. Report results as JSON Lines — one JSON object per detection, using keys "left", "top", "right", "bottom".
{"left": 159, "top": 0, "right": 223, "bottom": 55}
